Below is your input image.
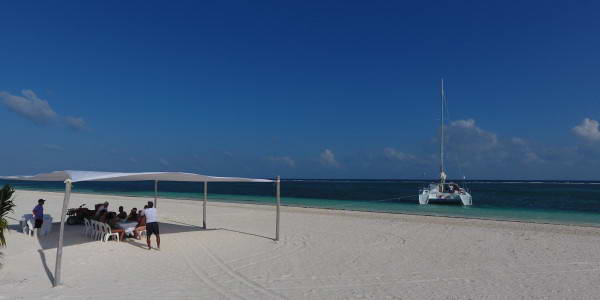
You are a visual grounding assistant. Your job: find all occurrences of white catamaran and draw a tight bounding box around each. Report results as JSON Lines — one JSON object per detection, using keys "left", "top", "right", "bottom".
{"left": 418, "top": 79, "right": 472, "bottom": 205}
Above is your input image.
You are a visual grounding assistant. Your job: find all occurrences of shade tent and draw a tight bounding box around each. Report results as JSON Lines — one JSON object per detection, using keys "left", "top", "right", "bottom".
{"left": 1, "top": 170, "right": 281, "bottom": 287}
{"left": 2, "top": 170, "right": 274, "bottom": 183}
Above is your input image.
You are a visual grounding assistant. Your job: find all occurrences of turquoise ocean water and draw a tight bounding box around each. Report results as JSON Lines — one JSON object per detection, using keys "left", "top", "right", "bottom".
{"left": 2, "top": 179, "right": 600, "bottom": 227}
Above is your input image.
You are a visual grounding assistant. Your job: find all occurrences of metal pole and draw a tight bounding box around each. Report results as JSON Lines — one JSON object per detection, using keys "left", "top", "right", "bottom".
{"left": 154, "top": 180, "right": 158, "bottom": 208}
{"left": 275, "top": 176, "right": 280, "bottom": 241}
{"left": 203, "top": 181, "right": 207, "bottom": 229}
{"left": 54, "top": 179, "right": 72, "bottom": 287}
{"left": 440, "top": 78, "right": 445, "bottom": 184}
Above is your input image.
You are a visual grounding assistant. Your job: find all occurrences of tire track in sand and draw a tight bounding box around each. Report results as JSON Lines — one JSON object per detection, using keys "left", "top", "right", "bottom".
{"left": 225, "top": 237, "right": 288, "bottom": 264}
{"left": 190, "top": 236, "right": 289, "bottom": 300}
{"left": 173, "top": 236, "right": 244, "bottom": 299}
{"left": 226, "top": 233, "right": 309, "bottom": 272}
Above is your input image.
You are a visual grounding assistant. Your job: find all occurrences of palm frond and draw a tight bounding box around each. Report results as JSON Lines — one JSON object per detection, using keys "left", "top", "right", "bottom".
{"left": 0, "top": 184, "right": 16, "bottom": 247}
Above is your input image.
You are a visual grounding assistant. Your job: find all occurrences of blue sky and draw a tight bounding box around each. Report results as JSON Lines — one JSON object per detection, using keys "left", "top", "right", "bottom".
{"left": 1, "top": 1, "right": 600, "bottom": 179}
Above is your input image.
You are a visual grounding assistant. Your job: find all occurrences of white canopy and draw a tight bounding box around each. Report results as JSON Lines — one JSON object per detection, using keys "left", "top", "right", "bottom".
{"left": 0, "top": 170, "right": 273, "bottom": 183}
{"left": 2, "top": 170, "right": 280, "bottom": 287}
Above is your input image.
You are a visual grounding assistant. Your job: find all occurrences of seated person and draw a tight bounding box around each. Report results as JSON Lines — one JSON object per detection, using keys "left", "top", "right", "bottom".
{"left": 95, "top": 201, "right": 109, "bottom": 219}
{"left": 126, "top": 208, "right": 138, "bottom": 222}
{"left": 98, "top": 210, "right": 109, "bottom": 223}
{"left": 106, "top": 212, "right": 125, "bottom": 241}
{"left": 138, "top": 205, "right": 148, "bottom": 222}
{"left": 117, "top": 206, "right": 127, "bottom": 220}
{"left": 133, "top": 212, "right": 147, "bottom": 240}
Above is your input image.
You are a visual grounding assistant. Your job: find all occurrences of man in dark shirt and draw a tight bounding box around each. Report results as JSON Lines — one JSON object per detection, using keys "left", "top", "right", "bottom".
{"left": 32, "top": 199, "right": 45, "bottom": 230}
{"left": 117, "top": 206, "right": 127, "bottom": 219}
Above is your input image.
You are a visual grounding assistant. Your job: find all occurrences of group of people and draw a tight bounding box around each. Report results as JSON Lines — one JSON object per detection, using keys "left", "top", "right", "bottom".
{"left": 33, "top": 199, "right": 160, "bottom": 250}
{"left": 93, "top": 201, "right": 160, "bottom": 249}
{"left": 94, "top": 202, "right": 139, "bottom": 223}
{"left": 439, "top": 183, "right": 464, "bottom": 194}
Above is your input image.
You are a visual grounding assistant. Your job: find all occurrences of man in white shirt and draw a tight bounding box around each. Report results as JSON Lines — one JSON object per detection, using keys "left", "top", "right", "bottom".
{"left": 144, "top": 201, "right": 160, "bottom": 250}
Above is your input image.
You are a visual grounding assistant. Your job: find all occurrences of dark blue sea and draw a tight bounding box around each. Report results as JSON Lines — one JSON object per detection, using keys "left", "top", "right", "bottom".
{"left": 2, "top": 179, "right": 600, "bottom": 226}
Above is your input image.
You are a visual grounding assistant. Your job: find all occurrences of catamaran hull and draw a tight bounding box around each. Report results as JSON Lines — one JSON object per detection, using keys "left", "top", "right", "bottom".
{"left": 459, "top": 193, "right": 472, "bottom": 206}
{"left": 418, "top": 193, "right": 429, "bottom": 205}
{"left": 418, "top": 189, "right": 472, "bottom": 206}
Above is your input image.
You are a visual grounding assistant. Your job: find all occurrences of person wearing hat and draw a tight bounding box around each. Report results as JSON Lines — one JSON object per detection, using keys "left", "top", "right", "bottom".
{"left": 32, "top": 199, "right": 45, "bottom": 231}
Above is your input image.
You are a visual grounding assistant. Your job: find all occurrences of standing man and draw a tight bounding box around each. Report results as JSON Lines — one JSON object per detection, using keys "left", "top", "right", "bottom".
{"left": 32, "top": 199, "right": 45, "bottom": 235}
{"left": 144, "top": 201, "right": 160, "bottom": 250}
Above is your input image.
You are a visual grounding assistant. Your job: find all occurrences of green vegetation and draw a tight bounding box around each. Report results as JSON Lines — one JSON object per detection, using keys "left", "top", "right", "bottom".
{"left": 0, "top": 184, "right": 16, "bottom": 247}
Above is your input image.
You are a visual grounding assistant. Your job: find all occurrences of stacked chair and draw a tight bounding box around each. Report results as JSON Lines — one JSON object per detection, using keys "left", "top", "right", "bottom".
{"left": 83, "top": 218, "right": 119, "bottom": 242}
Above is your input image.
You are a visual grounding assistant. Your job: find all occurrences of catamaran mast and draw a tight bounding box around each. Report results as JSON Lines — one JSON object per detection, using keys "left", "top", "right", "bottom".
{"left": 440, "top": 78, "right": 446, "bottom": 184}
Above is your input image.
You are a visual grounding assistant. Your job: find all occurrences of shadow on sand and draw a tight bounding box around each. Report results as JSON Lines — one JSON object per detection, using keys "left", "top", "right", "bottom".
{"left": 9, "top": 219, "right": 274, "bottom": 250}
{"left": 163, "top": 217, "right": 275, "bottom": 241}
{"left": 37, "top": 249, "right": 54, "bottom": 284}
{"left": 9, "top": 220, "right": 274, "bottom": 285}
{"left": 31, "top": 221, "right": 206, "bottom": 250}
{"left": 216, "top": 228, "right": 275, "bottom": 241}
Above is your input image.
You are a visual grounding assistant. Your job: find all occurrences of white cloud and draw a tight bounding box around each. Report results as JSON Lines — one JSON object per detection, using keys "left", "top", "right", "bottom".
{"left": 42, "top": 144, "right": 63, "bottom": 151}
{"left": 446, "top": 119, "right": 499, "bottom": 156}
{"left": 450, "top": 119, "right": 476, "bottom": 128}
{"left": 524, "top": 151, "right": 543, "bottom": 163}
{"left": 65, "top": 116, "right": 87, "bottom": 131}
{"left": 441, "top": 118, "right": 550, "bottom": 171}
{"left": 268, "top": 156, "right": 296, "bottom": 168}
{"left": 0, "top": 90, "right": 58, "bottom": 124}
{"left": 383, "top": 147, "right": 416, "bottom": 161}
{"left": 573, "top": 118, "right": 600, "bottom": 141}
{"left": 159, "top": 158, "right": 171, "bottom": 167}
{"left": 0, "top": 90, "right": 88, "bottom": 130}
{"left": 449, "top": 119, "right": 498, "bottom": 146}
{"left": 511, "top": 137, "right": 526, "bottom": 145}
{"left": 319, "top": 149, "right": 340, "bottom": 167}
{"left": 510, "top": 138, "right": 544, "bottom": 164}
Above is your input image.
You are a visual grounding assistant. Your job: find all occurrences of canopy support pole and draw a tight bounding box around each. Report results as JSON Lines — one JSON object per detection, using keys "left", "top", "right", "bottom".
{"left": 53, "top": 179, "right": 72, "bottom": 287}
{"left": 154, "top": 180, "right": 158, "bottom": 208}
{"left": 275, "top": 176, "right": 280, "bottom": 241}
{"left": 203, "top": 181, "right": 207, "bottom": 229}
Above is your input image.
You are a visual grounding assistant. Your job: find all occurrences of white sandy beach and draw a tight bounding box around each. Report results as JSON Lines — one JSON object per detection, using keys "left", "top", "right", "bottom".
{"left": 2, "top": 190, "right": 600, "bottom": 299}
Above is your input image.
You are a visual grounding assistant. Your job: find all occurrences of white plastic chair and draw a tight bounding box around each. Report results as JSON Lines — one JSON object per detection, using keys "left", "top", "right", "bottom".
{"left": 91, "top": 220, "right": 101, "bottom": 240}
{"left": 41, "top": 215, "right": 52, "bottom": 236}
{"left": 88, "top": 220, "right": 95, "bottom": 239}
{"left": 20, "top": 214, "right": 33, "bottom": 234}
{"left": 95, "top": 221, "right": 104, "bottom": 241}
{"left": 26, "top": 219, "right": 35, "bottom": 237}
{"left": 84, "top": 219, "right": 93, "bottom": 237}
{"left": 87, "top": 219, "right": 93, "bottom": 237}
{"left": 21, "top": 221, "right": 29, "bottom": 235}
{"left": 103, "top": 223, "right": 119, "bottom": 242}
{"left": 98, "top": 222, "right": 106, "bottom": 242}
{"left": 82, "top": 218, "right": 88, "bottom": 235}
